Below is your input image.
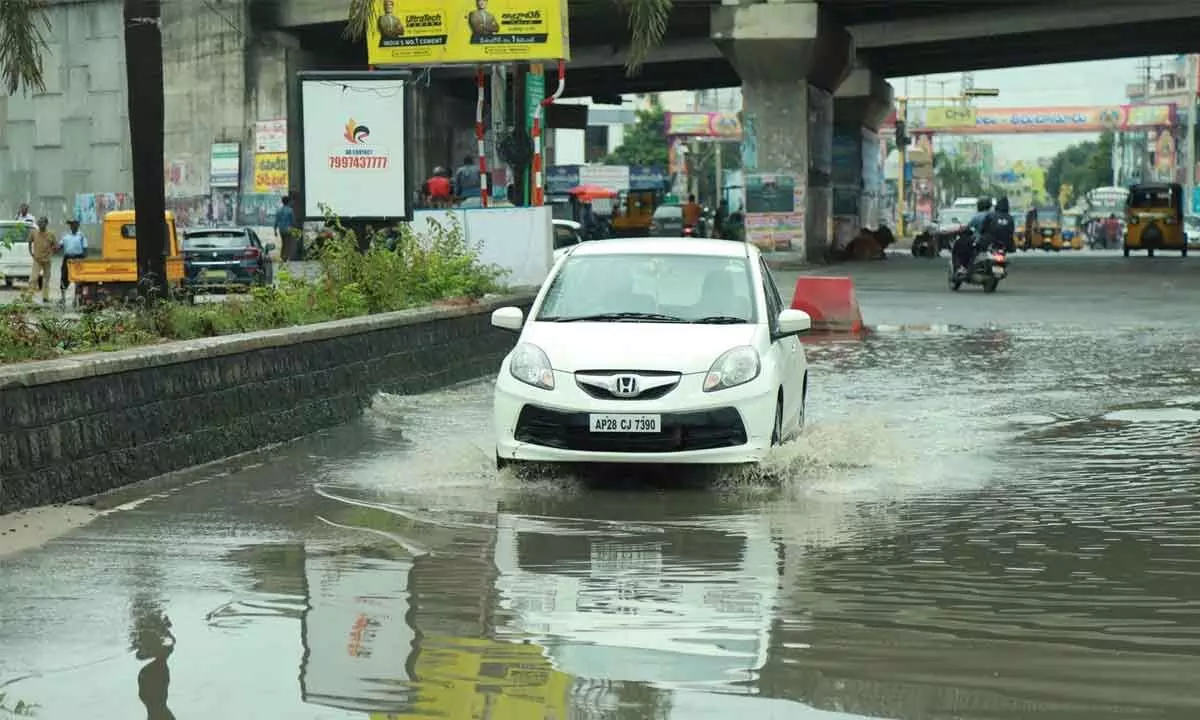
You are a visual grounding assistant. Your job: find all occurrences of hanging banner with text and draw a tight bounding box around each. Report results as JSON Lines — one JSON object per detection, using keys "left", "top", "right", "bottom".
{"left": 253, "top": 153, "right": 288, "bottom": 193}
{"left": 366, "top": 0, "right": 569, "bottom": 66}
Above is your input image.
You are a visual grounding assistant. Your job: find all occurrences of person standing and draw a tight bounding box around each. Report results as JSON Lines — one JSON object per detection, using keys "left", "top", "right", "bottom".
{"left": 59, "top": 219, "right": 87, "bottom": 304}
{"left": 454, "top": 155, "right": 480, "bottom": 199}
{"left": 274, "top": 194, "right": 296, "bottom": 261}
{"left": 27, "top": 216, "right": 58, "bottom": 303}
{"left": 16, "top": 202, "right": 35, "bottom": 227}
{"left": 682, "top": 194, "right": 702, "bottom": 233}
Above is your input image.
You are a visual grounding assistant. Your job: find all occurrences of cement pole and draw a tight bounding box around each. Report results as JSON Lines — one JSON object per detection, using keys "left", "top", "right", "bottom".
{"left": 897, "top": 97, "right": 908, "bottom": 237}
{"left": 1187, "top": 53, "right": 1197, "bottom": 212}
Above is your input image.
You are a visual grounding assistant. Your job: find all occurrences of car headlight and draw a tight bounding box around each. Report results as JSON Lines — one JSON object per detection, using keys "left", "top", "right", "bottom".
{"left": 509, "top": 342, "right": 554, "bottom": 390}
{"left": 703, "top": 346, "right": 760, "bottom": 392}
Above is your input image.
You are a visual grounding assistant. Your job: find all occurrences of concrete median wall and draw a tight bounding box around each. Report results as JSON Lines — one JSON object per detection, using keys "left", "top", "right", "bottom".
{"left": 0, "top": 293, "right": 534, "bottom": 513}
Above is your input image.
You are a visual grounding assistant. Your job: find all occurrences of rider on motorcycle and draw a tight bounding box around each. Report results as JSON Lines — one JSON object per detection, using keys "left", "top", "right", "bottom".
{"left": 956, "top": 197, "right": 993, "bottom": 273}
{"left": 983, "top": 196, "right": 1015, "bottom": 252}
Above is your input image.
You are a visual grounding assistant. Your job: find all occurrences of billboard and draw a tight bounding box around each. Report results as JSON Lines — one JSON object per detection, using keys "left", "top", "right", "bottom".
{"left": 924, "top": 106, "right": 976, "bottom": 129}
{"left": 300, "top": 550, "right": 416, "bottom": 712}
{"left": 365, "top": 0, "right": 570, "bottom": 66}
{"left": 665, "top": 111, "right": 742, "bottom": 139}
{"left": 297, "top": 72, "right": 412, "bottom": 221}
{"left": 885, "top": 104, "right": 1176, "bottom": 135}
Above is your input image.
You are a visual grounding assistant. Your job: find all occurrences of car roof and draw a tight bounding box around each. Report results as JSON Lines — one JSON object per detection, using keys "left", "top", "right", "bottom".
{"left": 569, "top": 237, "right": 754, "bottom": 258}
{"left": 186, "top": 226, "right": 247, "bottom": 233}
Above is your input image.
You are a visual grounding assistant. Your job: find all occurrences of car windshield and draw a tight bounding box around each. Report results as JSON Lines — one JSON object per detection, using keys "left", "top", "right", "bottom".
{"left": 184, "top": 231, "right": 247, "bottom": 249}
{"left": 536, "top": 253, "right": 757, "bottom": 324}
{"left": 0, "top": 224, "right": 30, "bottom": 245}
{"left": 1129, "top": 187, "right": 1173, "bottom": 208}
{"left": 653, "top": 205, "right": 682, "bottom": 219}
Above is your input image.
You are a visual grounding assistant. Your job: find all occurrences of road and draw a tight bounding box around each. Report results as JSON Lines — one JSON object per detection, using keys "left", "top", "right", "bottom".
{"left": 3, "top": 249, "right": 1200, "bottom": 719}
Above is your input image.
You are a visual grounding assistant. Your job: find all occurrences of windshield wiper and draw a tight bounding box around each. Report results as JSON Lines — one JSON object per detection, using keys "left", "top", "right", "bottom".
{"left": 549, "top": 312, "right": 686, "bottom": 323}
{"left": 692, "top": 315, "right": 749, "bottom": 324}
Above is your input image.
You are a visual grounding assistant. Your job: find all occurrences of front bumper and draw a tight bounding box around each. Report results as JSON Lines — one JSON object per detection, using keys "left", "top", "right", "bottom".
{"left": 494, "top": 369, "right": 778, "bottom": 465}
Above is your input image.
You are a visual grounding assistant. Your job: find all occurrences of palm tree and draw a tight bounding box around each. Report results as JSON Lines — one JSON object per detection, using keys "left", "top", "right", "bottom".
{"left": 343, "top": 0, "right": 672, "bottom": 73}
{"left": 0, "top": 0, "right": 51, "bottom": 94}
{"left": 934, "top": 151, "right": 985, "bottom": 206}
{"left": 123, "top": 0, "right": 168, "bottom": 298}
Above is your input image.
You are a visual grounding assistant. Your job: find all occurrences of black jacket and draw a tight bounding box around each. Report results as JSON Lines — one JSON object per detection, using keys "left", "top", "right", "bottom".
{"left": 983, "top": 211, "right": 1015, "bottom": 249}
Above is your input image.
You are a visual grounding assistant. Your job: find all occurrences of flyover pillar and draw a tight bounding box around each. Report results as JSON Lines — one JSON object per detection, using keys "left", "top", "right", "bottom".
{"left": 832, "top": 62, "right": 894, "bottom": 246}
{"left": 711, "top": 1, "right": 853, "bottom": 261}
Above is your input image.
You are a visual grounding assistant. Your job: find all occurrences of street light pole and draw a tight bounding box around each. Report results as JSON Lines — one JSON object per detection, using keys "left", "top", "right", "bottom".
{"left": 1187, "top": 53, "right": 1197, "bottom": 212}
{"left": 897, "top": 96, "right": 908, "bottom": 237}
{"left": 894, "top": 88, "right": 998, "bottom": 237}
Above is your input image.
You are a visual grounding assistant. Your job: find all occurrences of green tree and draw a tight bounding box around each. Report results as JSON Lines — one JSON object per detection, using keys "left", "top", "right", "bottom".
{"left": 604, "top": 105, "right": 670, "bottom": 168}
{"left": 0, "top": 0, "right": 51, "bottom": 253}
{"left": 0, "top": 0, "right": 51, "bottom": 94}
{"left": 934, "top": 151, "right": 986, "bottom": 204}
{"left": 344, "top": 0, "right": 672, "bottom": 73}
{"left": 1045, "top": 130, "right": 1114, "bottom": 207}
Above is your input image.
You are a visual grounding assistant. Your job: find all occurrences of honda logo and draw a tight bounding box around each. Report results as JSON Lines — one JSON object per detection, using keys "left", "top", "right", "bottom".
{"left": 612, "top": 375, "right": 639, "bottom": 397}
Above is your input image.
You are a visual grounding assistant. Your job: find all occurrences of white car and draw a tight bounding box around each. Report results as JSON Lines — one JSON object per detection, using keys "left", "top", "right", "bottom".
{"left": 0, "top": 220, "right": 33, "bottom": 287}
{"left": 491, "top": 237, "right": 811, "bottom": 467}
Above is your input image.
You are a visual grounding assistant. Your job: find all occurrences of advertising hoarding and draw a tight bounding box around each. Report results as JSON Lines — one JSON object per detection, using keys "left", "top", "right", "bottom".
{"left": 365, "top": 0, "right": 570, "bottom": 66}
{"left": 298, "top": 72, "right": 412, "bottom": 221}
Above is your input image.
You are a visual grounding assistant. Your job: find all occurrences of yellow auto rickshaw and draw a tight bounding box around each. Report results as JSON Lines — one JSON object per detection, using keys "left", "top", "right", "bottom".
{"left": 1035, "top": 207, "right": 1062, "bottom": 251}
{"left": 1061, "top": 211, "right": 1084, "bottom": 250}
{"left": 1124, "top": 182, "right": 1186, "bottom": 257}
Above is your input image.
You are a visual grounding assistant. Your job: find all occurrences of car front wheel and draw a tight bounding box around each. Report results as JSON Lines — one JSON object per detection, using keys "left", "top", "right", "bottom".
{"left": 770, "top": 397, "right": 783, "bottom": 446}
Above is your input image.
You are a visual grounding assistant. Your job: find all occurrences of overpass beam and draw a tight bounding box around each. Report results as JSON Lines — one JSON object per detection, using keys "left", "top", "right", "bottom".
{"left": 711, "top": 0, "right": 853, "bottom": 261}
{"left": 833, "top": 62, "right": 894, "bottom": 239}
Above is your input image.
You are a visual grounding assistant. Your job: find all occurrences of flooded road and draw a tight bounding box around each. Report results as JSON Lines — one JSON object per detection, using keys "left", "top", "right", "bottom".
{"left": 3, "top": 251, "right": 1200, "bottom": 719}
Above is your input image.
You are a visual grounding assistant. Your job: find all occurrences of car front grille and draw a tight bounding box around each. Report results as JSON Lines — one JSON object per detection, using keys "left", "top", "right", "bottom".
{"left": 575, "top": 370, "right": 680, "bottom": 401}
{"left": 514, "top": 405, "right": 747, "bottom": 453}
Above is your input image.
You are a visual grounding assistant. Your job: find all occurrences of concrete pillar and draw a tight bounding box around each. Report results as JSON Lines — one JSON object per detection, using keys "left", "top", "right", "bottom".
{"left": 833, "top": 62, "right": 894, "bottom": 244}
{"left": 711, "top": 1, "right": 853, "bottom": 261}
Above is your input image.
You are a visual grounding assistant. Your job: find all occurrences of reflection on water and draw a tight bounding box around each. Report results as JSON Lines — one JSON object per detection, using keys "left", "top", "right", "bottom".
{"left": 293, "top": 327, "right": 1200, "bottom": 718}
{"left": 11, "top": 323, "right": 1200, "bottom": 718}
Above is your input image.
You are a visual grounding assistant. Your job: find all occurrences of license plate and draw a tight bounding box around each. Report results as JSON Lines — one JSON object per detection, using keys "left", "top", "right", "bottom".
{"left": 589, "top": 413, "right": 660, "bottom": 433}
{"left": 204, "top": 269, "right": 226, "bottom": 280}
{"left": 992, "top": 266, "right": 1005, "bottom": 276}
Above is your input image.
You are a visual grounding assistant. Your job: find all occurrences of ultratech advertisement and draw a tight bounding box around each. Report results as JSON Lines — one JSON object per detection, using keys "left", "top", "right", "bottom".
{"left": 298, "top": 74, "right": 411, "bottom": 220}
{"left": 366, "top": 0, "right": 569, "bottom": 65}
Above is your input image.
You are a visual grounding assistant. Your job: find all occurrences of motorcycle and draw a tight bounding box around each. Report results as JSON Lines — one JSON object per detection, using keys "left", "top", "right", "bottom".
{"left": 949, "top": 231, "right": 1008, "bottom": 293}
{"left": 682, "top": 225, "right": 697, "bottom": 237}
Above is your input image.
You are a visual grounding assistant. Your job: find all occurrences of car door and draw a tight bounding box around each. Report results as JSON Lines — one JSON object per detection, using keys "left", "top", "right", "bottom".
{"left": 249, "top": 229, "right": 272, "bottom": 283}
{"left": 760, "top": 259, "right": 804, "bottom": 430}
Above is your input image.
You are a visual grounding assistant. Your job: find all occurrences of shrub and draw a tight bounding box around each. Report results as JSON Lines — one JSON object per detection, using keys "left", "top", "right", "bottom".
{"left": 0, "top": 212, "right": 509, "bottom": 365}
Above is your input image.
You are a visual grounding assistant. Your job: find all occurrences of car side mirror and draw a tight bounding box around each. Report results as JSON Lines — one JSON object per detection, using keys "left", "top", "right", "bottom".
{"left": 491, "top": 306, "right": 524, "bottom": 333}
{"left": 265, "top": 243, "right": 276, "bottom": 253}
{"left": 775, "top": 309, "right": 811, "bottom": 338}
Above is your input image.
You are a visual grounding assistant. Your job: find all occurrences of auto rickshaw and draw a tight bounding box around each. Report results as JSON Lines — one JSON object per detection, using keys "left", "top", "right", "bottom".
{"left": 1124, "top": 182, "right": 1186, "bottom": 257}
{"left": 1061, "top": 211, "right": 1084, "bottom": 250}
{"left": 1035, "top": 206, "right": 1062, "bottom": 251}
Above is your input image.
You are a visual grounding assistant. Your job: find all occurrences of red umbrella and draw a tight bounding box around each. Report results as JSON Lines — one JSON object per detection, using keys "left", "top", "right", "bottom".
{"left": 568, "top": 184, "right": 619, "bottom": 202}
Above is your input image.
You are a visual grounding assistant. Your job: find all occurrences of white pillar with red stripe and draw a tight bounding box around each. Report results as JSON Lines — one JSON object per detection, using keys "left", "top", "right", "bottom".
{"left": 531, "top": 61, "right": 566, "bottom": 206}
{"left": 475, "top": 67, "right": 489, "bottom": 208}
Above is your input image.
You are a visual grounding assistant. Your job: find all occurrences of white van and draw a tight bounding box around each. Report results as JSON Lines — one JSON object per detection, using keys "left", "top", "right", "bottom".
{"left": 0, "top": 220, "right": 32, "bottom": 287}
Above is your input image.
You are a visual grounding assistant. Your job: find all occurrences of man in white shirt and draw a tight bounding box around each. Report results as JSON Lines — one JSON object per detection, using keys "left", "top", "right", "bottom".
{"left": 16, "top": 202, "right": 35, "bottom": 227}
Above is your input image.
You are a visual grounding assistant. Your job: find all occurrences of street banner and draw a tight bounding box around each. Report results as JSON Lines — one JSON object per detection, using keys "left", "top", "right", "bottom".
{"left": 365, "top": 0, "right": 570, "bottom": 66}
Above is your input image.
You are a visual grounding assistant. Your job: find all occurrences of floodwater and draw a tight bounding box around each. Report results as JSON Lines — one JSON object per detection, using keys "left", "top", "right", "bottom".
{"left": 3, "top": 252, "right": 1200, "bottom": 719}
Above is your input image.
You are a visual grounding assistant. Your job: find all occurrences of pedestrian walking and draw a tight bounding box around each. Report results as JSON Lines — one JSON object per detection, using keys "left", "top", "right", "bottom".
{"left": 274, "top": 194, "right": 296, "bottom": 261}
{"left": 27, "top": 216, "right": 58, "bottom": 303}
{"left": 59, "top": 218, "right": 87, "bottom": 304}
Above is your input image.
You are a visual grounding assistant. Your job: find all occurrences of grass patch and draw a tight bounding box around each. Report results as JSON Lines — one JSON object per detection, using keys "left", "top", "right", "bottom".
{"left": 0, "top": 214, "right": 508, "bottom": 366}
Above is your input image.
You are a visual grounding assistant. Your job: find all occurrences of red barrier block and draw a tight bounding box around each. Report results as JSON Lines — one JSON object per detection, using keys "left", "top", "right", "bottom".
{"left": 790, "top": 276, "right": 864, "bottom": 333}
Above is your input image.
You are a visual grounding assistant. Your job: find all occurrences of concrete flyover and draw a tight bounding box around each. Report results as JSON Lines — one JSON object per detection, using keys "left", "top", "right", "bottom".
{"left": 266, "top": 0, "right": 1200, "bottom": 262}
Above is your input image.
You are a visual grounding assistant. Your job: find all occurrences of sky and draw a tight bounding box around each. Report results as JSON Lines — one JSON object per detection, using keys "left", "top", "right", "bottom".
{"left": 645, "top": 56, "right": 1173, "bottom": 166}
{"left": 891, "top": 57, "right": 1153, "bottom": 163}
